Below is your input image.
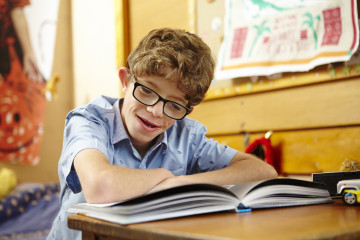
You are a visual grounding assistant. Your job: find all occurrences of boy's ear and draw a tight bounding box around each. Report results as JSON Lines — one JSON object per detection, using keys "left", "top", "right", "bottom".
{"left": 188, "top": 106, "right": 194, "bottom": 114}
{"left": 119, "top": 67, "right": 130, "bottom": 92}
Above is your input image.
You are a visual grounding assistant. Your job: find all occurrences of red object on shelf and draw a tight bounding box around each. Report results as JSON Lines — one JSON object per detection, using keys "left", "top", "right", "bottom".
{"left": 245, "top": 131, "right": 280, "bottom": 172}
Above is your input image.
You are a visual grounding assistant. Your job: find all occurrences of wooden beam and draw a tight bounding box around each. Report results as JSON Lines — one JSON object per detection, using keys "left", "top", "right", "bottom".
{"left": 190, "top": 78, "right": 360, "bottom": 134}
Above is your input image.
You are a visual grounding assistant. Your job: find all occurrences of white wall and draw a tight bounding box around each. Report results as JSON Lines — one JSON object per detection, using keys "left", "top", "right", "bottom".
{"left": 72, "top": 0, "right": 119, "bottom": 107}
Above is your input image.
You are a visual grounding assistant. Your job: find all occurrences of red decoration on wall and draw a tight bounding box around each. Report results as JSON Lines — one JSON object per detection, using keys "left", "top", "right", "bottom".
{"left": 0, "top": 38, "right": 46, "bottom": 165}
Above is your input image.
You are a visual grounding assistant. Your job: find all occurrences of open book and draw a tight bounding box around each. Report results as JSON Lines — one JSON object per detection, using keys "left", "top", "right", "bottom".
{"left": 68, "top": 178, "right": 332, "bottom": 225}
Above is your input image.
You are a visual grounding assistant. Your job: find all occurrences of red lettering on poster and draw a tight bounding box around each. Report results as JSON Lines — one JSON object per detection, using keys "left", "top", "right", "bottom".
{"left": 301, "top": 30, "right": 307, "bottom": 40}
{"left": 321, "top": 7, "right": 342, "bottom": 46}
{"left": 231, "top": 27, "right": 248, "bottom": 59}
{"left": 274, "top": 15, "right": 297, "bottom": 31}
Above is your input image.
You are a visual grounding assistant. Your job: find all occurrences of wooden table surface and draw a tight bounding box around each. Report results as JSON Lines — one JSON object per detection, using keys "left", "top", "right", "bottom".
{"left": 68, "top": 199, "right": 360, "bottom": 240}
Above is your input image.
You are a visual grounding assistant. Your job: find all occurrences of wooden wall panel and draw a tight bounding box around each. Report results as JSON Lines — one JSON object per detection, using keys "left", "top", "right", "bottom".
{"left": 274, "top": 127, "right": 360, "bottom": 174}
{"left": 129, "top": 0, "right": 192, "bottom": 50}
{"left": 195, "top": 74, "right": 360, "bottom": 174}
{"left": 210, "top": 135, "right": 247, "bottom": 152}
{"left": 211, "top": 126, "right": 360, "bottom": 174}
{"left": 190, "top": 77, "right": 360, "bottom": 135}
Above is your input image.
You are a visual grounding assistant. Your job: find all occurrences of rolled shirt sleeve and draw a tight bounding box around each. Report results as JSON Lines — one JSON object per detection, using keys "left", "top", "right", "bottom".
{"left": 60, "top": 105, "right": 114, "bottom": 193}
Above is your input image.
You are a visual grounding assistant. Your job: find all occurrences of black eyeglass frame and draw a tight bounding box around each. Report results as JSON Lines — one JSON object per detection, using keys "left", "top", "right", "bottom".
{"left": 132, "top": 80, "right": 191, "bottom": 120}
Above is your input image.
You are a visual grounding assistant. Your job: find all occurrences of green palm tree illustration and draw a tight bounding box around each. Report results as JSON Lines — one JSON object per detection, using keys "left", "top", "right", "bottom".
{"left": 249, "top": 0, "right": 294, "bottom": 18}
{"left": 251, "top": 0, "right": 287, "bottom": 12}
{"left": 248, "top": 20, "right": 271, "bottom": 57}
{"left": 302, "top": 12, "right": 321, "bottom": 50}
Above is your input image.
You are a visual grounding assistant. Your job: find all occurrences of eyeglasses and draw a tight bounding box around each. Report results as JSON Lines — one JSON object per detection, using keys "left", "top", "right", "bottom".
{"left": 132, "top": 79, "right": 191, "bottom": 120}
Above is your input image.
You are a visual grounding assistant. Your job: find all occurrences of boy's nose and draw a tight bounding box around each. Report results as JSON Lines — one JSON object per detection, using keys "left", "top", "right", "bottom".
{"left": 147, "top": 101, "right": 164, "bottom": 118}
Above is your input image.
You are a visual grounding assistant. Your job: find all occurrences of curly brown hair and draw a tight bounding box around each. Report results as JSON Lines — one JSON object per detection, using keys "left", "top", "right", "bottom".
{"left": 126, "top": 28, "right": 215, "bottom": 106}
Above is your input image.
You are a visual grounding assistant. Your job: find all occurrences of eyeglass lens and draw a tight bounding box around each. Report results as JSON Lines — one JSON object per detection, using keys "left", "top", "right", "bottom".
{"left": 133, "top": 83, "right": 188, "bottom": 120}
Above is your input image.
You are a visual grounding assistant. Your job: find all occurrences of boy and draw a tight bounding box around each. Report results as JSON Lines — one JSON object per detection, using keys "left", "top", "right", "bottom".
{"left": 47, "top": 28, "right": 277, "bottom": 239}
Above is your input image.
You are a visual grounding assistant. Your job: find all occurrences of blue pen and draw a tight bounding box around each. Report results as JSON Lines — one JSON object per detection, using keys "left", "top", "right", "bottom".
{"left": 237, "top": 208, "right": 251, "bottom": 213}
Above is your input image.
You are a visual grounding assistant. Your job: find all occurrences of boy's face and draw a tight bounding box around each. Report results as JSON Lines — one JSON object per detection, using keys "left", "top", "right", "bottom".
{"left": 120, "top": 68, "right": 189, "bottom": 151}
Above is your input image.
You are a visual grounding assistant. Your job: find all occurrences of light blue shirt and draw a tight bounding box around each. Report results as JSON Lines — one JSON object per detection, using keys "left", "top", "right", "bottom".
{"left": 47, "top": 96, "right": 237, "bottom": 240}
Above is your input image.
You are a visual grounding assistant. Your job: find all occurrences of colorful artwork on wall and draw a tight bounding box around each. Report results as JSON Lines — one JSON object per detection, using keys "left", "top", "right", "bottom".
{"left": 216, "top": 0, "right": 359, "bottom": 79}
{"left": 0, "top": 0, "right": 59, "bottom": 165}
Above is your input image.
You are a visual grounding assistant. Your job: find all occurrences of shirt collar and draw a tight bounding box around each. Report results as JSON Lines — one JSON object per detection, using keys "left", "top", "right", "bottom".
{"left": 111, "top": 98, "right": 129, "bottom": 144}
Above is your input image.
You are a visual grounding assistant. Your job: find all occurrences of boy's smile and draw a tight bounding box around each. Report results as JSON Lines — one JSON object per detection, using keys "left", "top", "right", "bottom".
{"left": 119, "top": 67, "right": 188, "bottom": 156}
{"left": 137, "top": 115, "right": 160, "bottom": 131}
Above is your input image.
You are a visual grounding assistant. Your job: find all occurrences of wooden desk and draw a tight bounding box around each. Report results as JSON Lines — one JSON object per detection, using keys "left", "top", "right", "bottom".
{"left": 68, "top": 200, "right": 360, "bottom": 240}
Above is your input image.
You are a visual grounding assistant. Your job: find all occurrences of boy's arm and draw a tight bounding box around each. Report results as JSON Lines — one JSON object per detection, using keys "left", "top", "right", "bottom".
{"left": 73, "top": 148, "right": 174, "bottom": 204}
{"left": 148, "top": 152, "right": 278, "bottom": 193}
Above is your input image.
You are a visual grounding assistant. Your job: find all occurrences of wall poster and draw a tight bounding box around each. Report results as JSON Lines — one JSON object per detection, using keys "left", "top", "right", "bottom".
{"left": 216, "top": 0, "right": 359, "bottom": 80}
{"left": 0, "top": 0, "right": 59, "bottom": 165}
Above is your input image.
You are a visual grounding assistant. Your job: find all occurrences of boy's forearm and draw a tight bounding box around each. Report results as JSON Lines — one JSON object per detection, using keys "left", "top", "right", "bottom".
{"left": 74, "top": 149, "right": 174, "bottom": 203}
{"left": 188, "top": 152, "right": 277, "bottom": 185}
{"left": 93, "top": 167, "right": 174, "bottom": 203}
{"left": 148, "top": 152, "right": 278, "bottom": 193}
